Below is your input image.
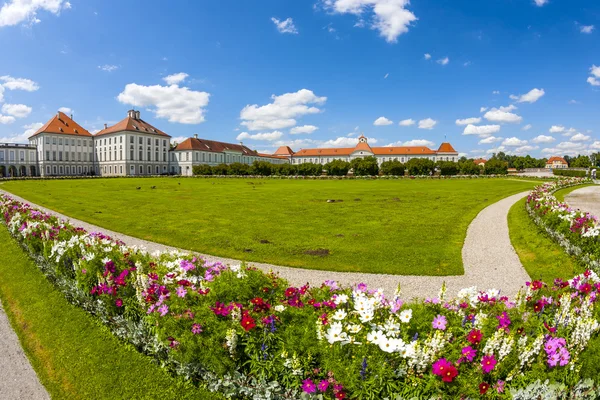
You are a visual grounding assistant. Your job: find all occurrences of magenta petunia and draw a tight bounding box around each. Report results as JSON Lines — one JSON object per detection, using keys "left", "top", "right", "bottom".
{"left": 302, "top": 379, "right": 316, "bottom": 393}
{"left": 318, "top": 380, "right": 329, "bottom": 392}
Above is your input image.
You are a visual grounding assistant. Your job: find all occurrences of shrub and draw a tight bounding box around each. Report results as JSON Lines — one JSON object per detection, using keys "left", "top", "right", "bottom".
{"left": 192, "top": 164, "right": 213, "bottom": 176}
{"left": 380, "top": 160, "right": 406, "bottom": 176}
{"left": 324, "top": 159, "right": 350, "bottom": 176}
{"left": 227, "top": 162, "right": 251, "bottom": 176}
{"left": 296, "top": 162, "right": 322, "bottom": 176}
{"left": 272, "top": 163, "right": 297, "bottom": 176}
{"left": 437, "top": 161, "right": 459, "bottom": 176}
{"left": 406, "top": 158, "right": 435, "bottom": 176}
{"left": 212, "top": 163, "right": 229, "bottom": 176}
{"left": 251, "top": 161, "right": 273, "bottom": 176}
{"left": 484, "top": 159, "right": 508, "bottom": 175}
{"left": 459, "top": 160, "right": 481, "bottom": 176}
{"left": 553, "top": 169, "right": 587, "bottom": 178}
{"left": 350, "top": 156, "right": 379, "bottom": 176}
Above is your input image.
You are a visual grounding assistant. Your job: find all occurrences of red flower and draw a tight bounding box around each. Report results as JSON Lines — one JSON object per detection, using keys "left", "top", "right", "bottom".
{"left": 467, "top": 329, "right": 483, "bottom": 345}
{"left": 441, "top": 365, "right": 458, "bottom": 382}
{"left": 240, "top": 315, "right": 256, "bottom": 331}
{"left": 335, "top": 392, "right": 346, "bottom": 399}
{"left": 479, "top": 382, "right": 490, "bottom": 394}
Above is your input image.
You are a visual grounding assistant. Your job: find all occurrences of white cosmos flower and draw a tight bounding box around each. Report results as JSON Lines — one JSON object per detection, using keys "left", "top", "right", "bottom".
{"left": 325, "top": 322, "right": 344, "bottom": 344}
{"left": 378, "top": 336, "right": 397, "bottom": 353}
{"left": 334, "top": 294, "right": 349, "bottom": 305}
{"left": 399, "top": 309, "right": 413, "bottom": 323}
{"left": 359, "top": 310, "right": 374, "bottom": 323}
{"left": 347, "top": 324, "right": 362, "bottom": 333}
{"left": 366, "top": 330, "right": 385, "bottom": 345}
{"left": 274, "top": 305, "right": 285, "bottom": 312}
{"left": 332, "top": 309, "right": 347, "bottom": 321}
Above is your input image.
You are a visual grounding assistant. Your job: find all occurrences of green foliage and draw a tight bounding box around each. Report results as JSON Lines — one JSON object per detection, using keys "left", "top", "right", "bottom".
{"left": 553, "top": 169, "right": 587, "bottom": 178}
{"left": 192, "top": 164, "right": 213, "bottom": 175}
{"left": 212, "top": 163, "right": 229, "bottom": 175}
{"left": 272, "top": 163, "right": 297, "bottom": 176}
{"left": 324, "top": 159, "right": 350, "bottom": 176}
{"left": 436, "top": 161, "right": 459, "bottom": 176}
{"left": 227, "top": 162, "right": 251, "bottom": 176}
{"left": 458, "top": 160, "right": 481, "bottom": 175}
{"left": 350, "top": 156, "right": 379, "bottom": 176}
{"left": 484, "top": 158, "right": 508, "bottom": 175}
{"left": 491, "top": 152, "right": 547, "bottom": 169}
{"left": 405, "top": 158, "right": 435, "bottom": 176}
{"left": 251, "top": 161, "right": 274, "bottom": 176}
{"left": 571, "top": 155, "right": 592, "bottom": 168}
{"left": 380, "top": 160, "right": 406, "bottom": 176}
{"left": 296, "top": 162, "right": 322, "bottom": 176}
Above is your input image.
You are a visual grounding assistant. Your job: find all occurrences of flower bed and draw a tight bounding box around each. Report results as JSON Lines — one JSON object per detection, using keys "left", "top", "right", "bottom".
{"left": 526, "top": 178, "right": 600, "bottom": 273}
{"left": 2, "top": 192, "right": 600, "bottom": 399}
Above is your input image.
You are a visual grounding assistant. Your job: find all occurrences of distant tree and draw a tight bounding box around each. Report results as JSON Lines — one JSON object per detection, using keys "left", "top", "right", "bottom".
{"left": 212, "top": 163, "right": 229, "bottom": 175}
{"left": 563, "top": 155, "right": 573, "bottom": 165}
{"left": 272, "top": 163, "right": 297, "bottom": 176}
{"left": 251, "top": 161, "right": 273, "bottom": 176}
{"left": 406, "top": 158, "right": 435, "bottom": 176}
{"left": 350, "top": 156, "right": 379, "bottom": 176}
{"left": 297, "top": 162, "right": 322, "bottom": 176}
{"left": 192, "top": 164, "right": 213, "bottom": 175}
{"left": 591, "top": 152, "right": 600, "bottom": 167}
{"left": 324, "top": 159, "right": 350, "bottom": 176}
{"left": 484, "top": 158, "right": 508, "bottom": 175}
{"left": 459, "top": 156, "right": 468, "bottom": 163}
{"left": 380, "top": 160, "right": 406, "bottom": 176}
{"left": 228, "top": 162, "right": 251, "bottom": 175}
{"left": 571, "top": 155, "right": 592, "bottom": 168}
{"left": 458, "top": 160, "right": 481, "bottom": 175}
{"left": 436, "top": 161, "right": 459, "bottom": 176}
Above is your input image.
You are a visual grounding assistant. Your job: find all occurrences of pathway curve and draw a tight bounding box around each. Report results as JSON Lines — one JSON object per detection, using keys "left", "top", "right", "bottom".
{"left": 0, "top": 300, "right": 50, "bottom": 400}
{"left": 565, "top": 185, "right": 600, "bottom": 217}
{"left": 0, "top": 189, "right": 530, "bottom": 300}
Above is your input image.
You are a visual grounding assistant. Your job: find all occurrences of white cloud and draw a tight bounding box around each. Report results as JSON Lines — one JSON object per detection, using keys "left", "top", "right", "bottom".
{"left": 384, "top": 73, "right": 389, "bottom": 79}
{"left": 522, "top": 124, "right": 532, "bottom": 131}
{"left": 0, "top": 115, "right": 16, "bottom": 124}
{"left": 463, "top": 124, "right": 501, "bottom": 137}
{"left": 23, "top": 122, "right": 42, "bottom": 137}
{"left": 0, "top": 85, "right": 3, "bottom": 102}
{"left": 591, "top": 65, "right": 600, "bottom": 78}
{"left": 236, "top": 131, "right": 283, "bottom": 141}
{"left": 58, "top": 107, "right": 72, "bottom": 114}
{"left": 514, "top": 145, "right": 538, "bottom": 154}
{"left": 509, "top": 88, "right": 545, "bottom": 103}
{"left": 463, "top": 61, "right": 471, "bottom": 67}
{"left": 502, "top": 137, "right": 528, "bottom": 147}
{"left": 549, "top": 125, "right": 565, "bottom": 133}
{"left": 117, "top": 82, "right": 210, "bottom": 124}
{"left": 0, "top": 0, "right": 71, "bottom": 27}
{"left": 591, "top": 141, "right": 600, "bottom": 150}
{"left": 386, "top": 139, "right": 435, "bottom": 147}
{"left": 373, "top": 116, "right": 393, "bottom": 126}
{"left": 455, "top": 117, "right": 481, "bottom": 126}
{"left": 532, "top": 135, "right": 555, "bottom": 144}
{"left": 569, "top": 99, "right": 580, "bottom": 104}
{"left": 587, "top": 65, "right": 600, "bottom": 86}
{"left": 480, "top": 107, "right": 488, "bottom": 113}
{"left": 484, "top": 107, "right": 522, "bottom": 124}
{"left": 437, "top": 57, "right": 449, "bottom": 66}
{"left": 98, "top": 64, "right": 118, "bottom": 72}
{"left": 587, "top": 77, "right": 600, "bottom": 86}
{"left": 580, "top": 25, "right": 594, "bottom": 34}
{"left": 424, "top": 53, "right": 431, "bottom": 60}
{"left": 1, "top": 103, "right": 31, "bottom": 118}
{"left": 321, "top": 0, "right": 417, "bottom": 43}
{"left": 0, "top": 75, "right": 39, "bottom": 91}
{"left": 163, "top": 72, "right": 188, "bottom": 85}
{"left": 319, "top": 136, "right": 378, "bottom": 147}
{"left": 571, "top": 133, "right": 591, "bottom": 142}
{"left": 562, "top": 128, "right": 577, "bottom": 137}
{"left": 290, "top": 125, "right": 318, "bottom": 134}
{"left": 398, "top": 118, "right": 415, "bottom": 126}
{"left": 271, "top": 17, "right": 298, "bottom": 34}
{"left": 418, "top": 118, "right": 437, "bottom": 130}
{"left": 492, "top": 91, "right": 500, "bottom": 95}
{"left": 170, "top": 136, "right": 188, "bottom": 145}
{"left": 534, "top": 0, "right": 548, "bottom": 6}
{"left": 240, "top": 89, "right": 326, "bottom": 131}
{"left": 486, "top": 146, "right": 506, "bottom": 154}
{"left": 478, "top": 136, "right": 503, "bottom": 144}
{"left": 0, "top": 121, "right": 42, "bottom": 143}
{"left": 541, "top": 141, "right": 593, "bottom": 156}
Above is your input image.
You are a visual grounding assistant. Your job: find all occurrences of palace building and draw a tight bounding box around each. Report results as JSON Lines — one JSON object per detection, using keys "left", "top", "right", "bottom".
{"left": 273, "top": 135, "right": 459, "bottom": 165}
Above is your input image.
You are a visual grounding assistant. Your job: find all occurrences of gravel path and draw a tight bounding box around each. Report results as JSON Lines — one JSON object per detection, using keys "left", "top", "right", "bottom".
{"left": 0, "top": 300, "right": 50, "bottom": 400}
{"left": 0, "top": 189, "right": 530, "bottom": 300}
{"left": 565, "top": 185, "right": 600, "bottom": 217}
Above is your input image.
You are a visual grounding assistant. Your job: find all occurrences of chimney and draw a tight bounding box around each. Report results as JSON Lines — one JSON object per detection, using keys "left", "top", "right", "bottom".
{"left": 104, "top": 123, "right": 108, "bottom": 129}
{"left": 239, "top": 141, "right": 243, "bottom": 146}
{"left": 57, "top": 111, "right": 60, "bottom": 119}
{"left": 70, "top": 114, "right": 73, "bottom": 120}
{"left": 127, "top": 109, "right": 136, "bottom": 118}
{"left": 135, "top": 110, "right": 140, "bottom": 119}
{"left": 193, "top": 134, "right": 198, "bottom": 139}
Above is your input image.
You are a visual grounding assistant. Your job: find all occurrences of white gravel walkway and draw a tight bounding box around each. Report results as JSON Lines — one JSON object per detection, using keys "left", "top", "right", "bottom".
{"left": 0, "top": 189, "right": 530, "bottom": 301}
{"left": 0, "top": 300, "right": 50, "bottom": 400}
{"left": 564, "top": 185, "right": 600, "bottom": 217}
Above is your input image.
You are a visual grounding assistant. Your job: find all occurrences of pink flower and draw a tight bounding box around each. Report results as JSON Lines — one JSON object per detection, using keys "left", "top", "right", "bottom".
{"left": 115, "top": 298, "right": 123, "bottom": 307}
{"left": 318, "top": 380, "right": 329, "bottom": 392}
{"left": 176, "top": 286, "right": 187, "bottom": 298}
{"left": 432, "top": 314, "right": 447, "bottom": 330}
{"left": 432, "top": 358, "right": 452, "bottom": 376}
{"left": 481, "top": 355, "right": 497, "bottom": 374}
{"left": 158, "top": 304, "right": 169, "bottom": 316}
{"left": 302, "top": 379, "right": 316, "bottom": 393}
{"left": 191, "top": 323, "right": 203, "bottom": 335}
{"left": 461, "top": 346, "right": 477, "bottom": 362}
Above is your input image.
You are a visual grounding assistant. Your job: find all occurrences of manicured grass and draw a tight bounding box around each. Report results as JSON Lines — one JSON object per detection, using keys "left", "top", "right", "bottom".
{"left": 554, "top": 183, "right": 596, "bottom": 202}
{"left": 1, "top": 178, "right": 537, "bottom": 276}
{"left": 0, "top": 226, "right": 221, "bottom": 400}
{"left": 508, "top": 198, "right": 584, "bottom": 283}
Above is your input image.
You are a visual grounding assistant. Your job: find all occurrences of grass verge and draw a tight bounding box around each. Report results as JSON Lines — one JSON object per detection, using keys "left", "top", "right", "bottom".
{"left": 553, "top": 183, "right": 596, "bottom": 203}
{"left": 507, "top": 198, "right": 584, "bottom": 283}
{"left": 0, "top": 226, "right": 221, "bottom": 400}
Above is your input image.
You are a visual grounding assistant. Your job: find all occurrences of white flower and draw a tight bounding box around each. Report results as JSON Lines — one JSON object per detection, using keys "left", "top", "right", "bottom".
{"left": 359, "top": 310, "right": 374, "bottom": 323}
{"left": 325, "top": 322, "right": 344, "bottom": 344}
{"left": 332, "top": 309, "right": 347, "bottom": 321}
{"left": 274, "top": 305, "right": 285, "bottom": 312}
{"left": 378, "top": 336, "right": 398, "bottom": 353}
{"left": 230, "top": 264, "right": 241, "bottom": 272}
{"left": 347, "top": 324, "right": 362, "bottom": 334}
{"left": 366, "top": 330, "right": 385, "bottom": 345}
{"left": 399, "top": 309, "right": 413, "bottom": 323}
{"left": 334, "top": 294, "right": 349, "bottom": 305}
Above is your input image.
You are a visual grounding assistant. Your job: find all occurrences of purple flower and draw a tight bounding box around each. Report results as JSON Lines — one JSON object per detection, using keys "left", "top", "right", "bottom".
{"left": 176, "top": 286, "right": 187, "bottom": 298}
{"left": 548, "top": 352, "right": 560, "bottom": 367}
{"left": 496, "top": 380, "right": 505, "bottom": 393}
{"left": 461, "top": 346, "right": 477, "bottom": 362}
{"left": 158, "top": 304, "right": 169, "bottom": 316}
{"left": 481, "top": 355, "right": 497, "bottom": 374}
{"left": 496, "top": 311, "right": 511, "bottom": 330}
{"left": 302, "top": 379, "right": 316, "bottom": 394}
{"left": 191, "top": 323, "right": 203, "bottom": 335}
{"left": 318, "top": 380, "right": 329, "bottom": 392}
{"left": 432, "top": 314, "right": 447, "bottom": 330}
{"left": 356, "top": 282, "right": 368, "bottom": 292}
{"left": 324, "top": 280, "right": 339, "bottom": 291}
{"left": 558, "top": 347, "right": 570, "bottom": 366}
{"left": 180, "top": 259, "right": 195, "bottom": 272}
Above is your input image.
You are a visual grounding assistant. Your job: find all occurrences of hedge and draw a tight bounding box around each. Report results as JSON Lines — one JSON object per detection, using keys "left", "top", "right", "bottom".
{"left": 553, "top": 170, "right": 588, "bottom": 178}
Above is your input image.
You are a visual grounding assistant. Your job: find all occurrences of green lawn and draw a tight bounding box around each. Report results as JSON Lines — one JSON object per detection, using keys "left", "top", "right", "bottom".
{"left": 0, "top": 224, "right": 221, "bottom": 399}
{"left": 1, "top": 178, "right": 537, "bottom": 276}
{"left": 554, "top": 183, "right": 596, "bottom": 203}
{"left": 508, "top": 198, "right": 584, "bottom": 283}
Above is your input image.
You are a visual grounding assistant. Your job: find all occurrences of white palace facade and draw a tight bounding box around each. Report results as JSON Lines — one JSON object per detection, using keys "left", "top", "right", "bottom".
{"left": 0, "top": 111, "right": 459, "bottom": 178}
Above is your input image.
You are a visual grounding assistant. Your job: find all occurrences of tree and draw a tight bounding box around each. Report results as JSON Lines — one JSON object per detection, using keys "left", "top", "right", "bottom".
{"left": 212, "top": 163, "right": 229, "bottom": 175}
{"left": 251, "top": 161, "right": 273, "bottom": 176}
{"left": 571, "top": 155, "right": 592, "bottom": 168}
{"left": 483, "top": 158, "right": 508, "bottom": 175}
{"left": 380, "top": 160, "right": 406, "bottom": 176}
{"left": 436, "top": 161, "right": 459, "bottom": 176}
{"left": 272, "top": 163, "right": 297, "bottom": 176}
{"left": 405, "top": 158, "right": 435, "bottom": 176}
{"left": 324, "top": 159, "right": 350, "bottom": 176}
{"left": 350, "top": 156, "right": 379, "bottom": 176}
{"left": 192, "top": 164, "right": 213, "bottom": 175}
{"left": 297, "top": 162, "right": 322, "bottom": 176}
{"left": 458, "top": 159, "right": 481, "bottom": 175}
{"left": 228, "top": 162, "right": 251, "bottom": 175}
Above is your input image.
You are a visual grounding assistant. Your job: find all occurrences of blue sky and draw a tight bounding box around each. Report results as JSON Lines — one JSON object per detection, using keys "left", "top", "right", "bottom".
{"left": 0, "top": 0, "right": 599, "bottom": 158}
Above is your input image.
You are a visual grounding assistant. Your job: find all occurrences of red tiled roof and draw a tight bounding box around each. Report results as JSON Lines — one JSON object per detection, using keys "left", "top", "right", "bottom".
{"left": 473, "top": 158, "right": 487, "bottom": 164}
{"left": 294, "top": 146, "right": 438, "bottom": 156}
{"left": 438, "top": 142, "right": 457, "bottom": 153}
{"left": 258, "top": 153, "right": 288, "bottom": 159}
{"left": 30, "top": 112, "right": 92, "bottom": 138}
{"left": 96, "top": 111, "right": 170, "bottom": 137}
{"left": 274, "top": 146, "right": 295, "bottom": 156}
{"left": 173, "top": 137, "right": 259, "bottom": 156}
{"left": 546, "top": 156, "right": 568, "bottom": 164}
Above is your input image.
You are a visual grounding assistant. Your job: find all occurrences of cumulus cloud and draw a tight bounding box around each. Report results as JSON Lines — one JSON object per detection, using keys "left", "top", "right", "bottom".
{"left": 591, "top": 141, "right": 600, "bottom": 150}
{"left": 522, "top": 124, "right": 532, "bottom": 131}
{"left": 532, "top": 135, "right": 555, "bottom": 144}
{"left": 237, "top": 131, "right": 283, "bottom": 141}
{"left": 0, "top": 121, "right": 42, "bottom": 143}
{"left": 514, "top": 145, "right": 539, "bottom": 154}
{"left": 319, "top": 136, "right": 378, "bottom": 148}
{"left": 320, "top": 0, "right": 417, "bottom": 43}
{"left": 0, "top": 75, "right": 39, "bottom": 91}
{"left": 58, "top": 107, "right": 72, "bottom": 114}
{"left": 588, "top": 65, "right": 600, "bottom": 86}
{"left": 424, "top": 53, "right": 431, "bottom": 60}
{"left": 580, "top": 25, "right": 594, "bottom": 34}
{"left": 463, "top": 124, "right": 501, "bottom": 137}
{"left": 534, "top": 0, "right": 548, "bottom": 6}
{"left": 290, "top": 125, "right": 318, "bottom": 134}
{"left": 418, "top": 118, "right": 437, "bottom": 130}
{"left": 0, "top": 115, "right": 16, "bottom": 124}
{"left": 571, "top": 133, "right": 591, "bottom": 142}
{"left": 373, "top": 116, "right": 393, "bottom": 126}
{"left": 1, "top": 103, "right": 31, "bottom": 118}
{"left": 163, "top": 72, "right": 188, "bottom": 85}
{"left": 502, "top": 137, "right": 528, "bottom": 146}
{"left": 117, "top": 82, "right": 210, "bottom": 124}
{"left": 0, "top": 0, "right": 71, "bottom": 27}
{"left": 271, "top": 17, "right": 298, "bottom": 34}
{"left": 478, "top": 136, "right": 502, "bottom": 144}
{"left": 484, "top": 106, "right": 522, "bottom": 124}
{"left": 437, "top": 57, "right": 449, "bottom": 66}
{"left": 23, "top": 122, "right": 42, "bottom": 137}
{"left": 386, "top": 139, "right": 435, "bottom": 147}
{"left": 98, "top": 64, "right": 118, "bottom": 72}
{"left": 549, "top": 125, "right": 565, "bottom": 133}
{"left": 240, "top": 89, "right": 326, "bottom": 131}
{"left": 455, "top": 117, "right": 481, "bottom": 126}
{"left": 492, "top": 90, "right": 500, "bottom": 95}
{"left": 398, "top": 118, "right": 415, "bottom": 126}
{"left": 480, "top": 107, "right": 488, "bottom": 113}
{"left": 509, "top": 88, "right": 545, "bottom": 103}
